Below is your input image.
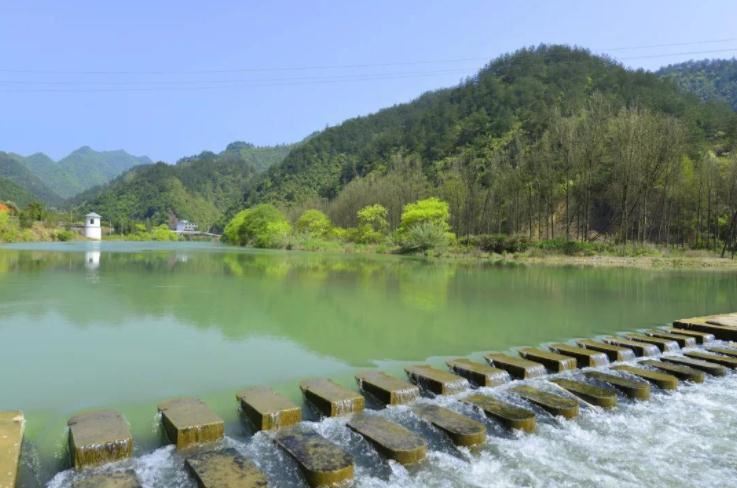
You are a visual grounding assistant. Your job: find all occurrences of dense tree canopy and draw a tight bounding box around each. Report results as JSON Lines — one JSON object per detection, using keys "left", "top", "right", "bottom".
{"left": 236, "top": 45, "right": 737, "bottom": 247}
{"left": 658, "top": 59, "right": 737, "bottom": 111}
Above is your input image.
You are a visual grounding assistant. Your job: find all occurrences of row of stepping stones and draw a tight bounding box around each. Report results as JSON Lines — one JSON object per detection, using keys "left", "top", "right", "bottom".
{"left": 60, "top": 320, "right": 737, "bottom": 487}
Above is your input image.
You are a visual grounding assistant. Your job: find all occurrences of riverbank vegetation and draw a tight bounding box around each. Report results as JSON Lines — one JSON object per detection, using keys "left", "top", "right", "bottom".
{"left": 0, "top": 201, "right": 76, "bottom": 242}
{"left": 221, "top": 194, "right": 737, "bottom": 265}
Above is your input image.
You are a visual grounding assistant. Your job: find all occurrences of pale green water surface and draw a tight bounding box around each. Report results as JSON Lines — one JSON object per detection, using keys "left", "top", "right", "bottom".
{"left": 1, "top": 241, "right": 736, "bottom": 485}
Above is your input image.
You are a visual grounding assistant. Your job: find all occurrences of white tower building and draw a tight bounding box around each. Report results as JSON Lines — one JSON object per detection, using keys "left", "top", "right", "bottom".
{"left": 84, "top": 212, "right": 102, "bottom": 240}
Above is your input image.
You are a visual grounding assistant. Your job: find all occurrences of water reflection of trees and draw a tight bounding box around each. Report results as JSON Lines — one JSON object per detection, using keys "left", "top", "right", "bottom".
{"left": 1, "top": 248, "right": 737, "bottom": 366}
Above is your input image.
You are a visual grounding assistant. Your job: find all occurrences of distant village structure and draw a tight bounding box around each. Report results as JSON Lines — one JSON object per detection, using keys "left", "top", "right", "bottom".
{"left": 175, "top": 219, "right": 198, "bottom": 233}
{"left": 84, "top": 212, "right": 102, "bottom": 240}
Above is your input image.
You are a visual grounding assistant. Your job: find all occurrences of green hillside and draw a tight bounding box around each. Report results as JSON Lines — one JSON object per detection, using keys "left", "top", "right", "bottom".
{"left": 0, "top": 152, "right": 63, "bottom": 205}
{"left": 56, "top": 146, "right": 151, "bottom": 195}
{"left": 657, "top": 59, "right": 737, "bottom": 110}
{"left": 73, "top": 142, "right": 295, "bottom": 231}
{"left": 0, "top": 176, "right": 38, "bottom": 207}
{"left": 239, "top": 45, "right": 736, "bottom": 245}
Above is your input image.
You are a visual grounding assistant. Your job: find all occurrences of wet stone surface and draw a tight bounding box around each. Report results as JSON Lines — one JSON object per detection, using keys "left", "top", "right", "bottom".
{"left": 354, "top": 371, "right": 419, "bottom": 406}
{"left": 67, "top": 410, "right": 133, "bottom": 469}
{"left": 641, "top": 360, "right": 705, "bottom": 383}
{"left": 346, "top": 413, "right": 427, "bottom": 465}
{"left": 71, "top": 470, "right": 141, "bottom": 488}
{"left": 623, "top": 334, "right": 679, "bottom": 353}
{"left": 612, "top": 365, "right": 679, "bottom": 390}
{"left": 706, "top": 313, "right": 737, "bottom": 327}
{"left": 404, "top": 365, "right": 469, "bottom": 395}
{"left": 644, "top": 330, "right": 696, "bottom": 348}
{"left": 299, "top": 378, "right": 365, "bottom": 417}
{"left": 462, "top": 393, "right": 536, "bottom": 432}
{"left": 412, "top": 403, "right": 486, "bottom": 447}
{"left": 684, "top": 350, "right": 737, "bottom": 368}
{"left": 603, "top": 337, "right": 659, "bottom": 357}
{"left": 237, "top": 387, "right": 302, "bottom": 431}
{"left": 0, "top": 411, "right": 24, "bottom": 488}
{"left": 272, "top": 425, "right": 354, "bottom": 487}
{"left": 660, "top": 355, "right": 727, "bottom": 376}
{"left": 549, "top": 344, "right": 609, "bottom": 367}
{"left": 705, "top": 345, "right": 737, "bottom": 359}
{"left": 549, "top": 378, "right": 617, "bottom": 408}
{"left": 575, "top": 339, "right": 635, "bottom": 362}
{"left": 518, "top": 348, "right": 577, "bottom": 373}
{"left": 664, "top": 328, "right": 715, "bottom": 344}
{"left": 446, "top": 358, "right": 509, "bottom": 387}
{"left": 510, "top": 385, "right": 580, "bottom": 419}
{"left": 674, "top": 317, "right": 737, "bottom": 341}
{"left": 185, "top": 448, "right": 268, "bottom": 488}
{"left": 583, "top": 370, "right": 651, "bottom": 400}
{"left": 484, "top": 353, "right": 546, "bottom": 379}
{"left": 157, "top": 397, "right": 224, "bottom": 450}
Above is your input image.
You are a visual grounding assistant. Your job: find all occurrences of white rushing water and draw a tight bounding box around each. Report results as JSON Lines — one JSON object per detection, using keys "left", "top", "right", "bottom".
{"left": 48, "top": 369, "right": 737, "bottom": 488}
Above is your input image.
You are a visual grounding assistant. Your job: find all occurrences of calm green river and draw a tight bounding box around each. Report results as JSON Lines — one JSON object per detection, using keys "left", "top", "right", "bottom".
{"left": 2, "top": 241, "right": 737, "bottom": 487}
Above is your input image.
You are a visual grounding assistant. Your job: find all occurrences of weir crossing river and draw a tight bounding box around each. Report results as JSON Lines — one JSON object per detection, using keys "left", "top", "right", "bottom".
{"left": 1, "top": 242, "right": 737, "bottom": 487}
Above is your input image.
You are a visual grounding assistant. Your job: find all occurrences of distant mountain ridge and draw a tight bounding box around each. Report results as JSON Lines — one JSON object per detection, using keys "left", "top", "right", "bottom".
{"left": 0, "top": 152, "right": 63, "bottom": 206}
{"left": 657, "top": 59, "right": 737, "bottom": 111}
{"left": 6, "top": 146, "right": 152, "bottom": 200}
{"left": 72, "top": 141, "right": 296, "bottom": 231}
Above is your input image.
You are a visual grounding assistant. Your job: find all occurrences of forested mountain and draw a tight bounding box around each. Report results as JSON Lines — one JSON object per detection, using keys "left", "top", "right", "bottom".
{"left": 73, "top": 142, "right": 295, "bottom": 231}
{"left": 0, "top": 152, "right": 63, "bottom": 205}
{"left": 5, "top": 146, "right": 152, "bottom": 199}
{"left": 657, "top": 59, "right": 737, "bottom": 110}
{"left": 0, "top": 176, "right": 37, "bottom": 207}
{"left": 241, "top": 45, "right": 737, "bottom": 245}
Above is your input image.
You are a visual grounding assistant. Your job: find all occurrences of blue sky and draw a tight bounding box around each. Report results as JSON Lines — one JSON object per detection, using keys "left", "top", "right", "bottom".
{"left": 1, "top": 0, "right": 736, "bottom": 162}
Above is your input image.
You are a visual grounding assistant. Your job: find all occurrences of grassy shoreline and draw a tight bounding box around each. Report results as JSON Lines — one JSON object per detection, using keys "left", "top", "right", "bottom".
{"left": 281, "top": 239, "right": 737, "bottom": 270}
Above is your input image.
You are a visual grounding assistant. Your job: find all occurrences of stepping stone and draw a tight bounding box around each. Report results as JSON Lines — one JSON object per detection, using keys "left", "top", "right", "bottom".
{"left": 623, "top": 334, "right": 679, "bottom": 352}
{"left": 273, "top": 426, "right": 354, "bottom": 487}
{"left": 659, "top": 355, "right": 727, "bottom": 376}
{"left": 299, "top": 378, "right": 365, "bottom": 417}
{"left": 484, "top": 353, "right": 546, "bottom": 379}
{"left": 185, "top": 448, "right": 268, "bottom": 488}
{"left": 346, "top": 414, "right": 427, "bottom": 465}
{"left": 404, "top": 365, "right": 468, "bottom": 395}
{"left": 446, "top": 358, "right": 509, "bottom": 387}
{"left": 603, "top": 337, "right": 659, "bottom": 357}
{"left": 354, "top": 371, "right": 419, "bottom": 406}
{"left": 67, "top": 410, "right": 133, "bottom": 469}
{"left": 157, "top": 398, "right": 224, "bottom": 449}
{"left": 644, "top": 330, "right": 696, "bottom": 348}
{"left": 462, "top": 394, "right": 536, "bottom": 433}
{"left": 612, "top": 365, "right": 678, "bottom": 390}
{"left": 705, "top": 345, "right": 737, "bottom": 358}
{"left": 584, "top": 371, "right": 651, "bottom": 400}
{"left": 548, "top": 344, "right": 609, "bottom": 367}
{"left": 575, "top": 339, "right": 635, "bottom": 362}
{"left": 673, "top": 318, "right": 737, "bottom": 341}
{"left": 72, "top": 470, "right": 141, "bottom": 488}
{"left": 518, "top": 348, "right": 576, "bottom": 373}
{"left": 684, "top": 350, "right": 737, "bottom": 368}
{"left": 509, "top": 385, "right": 579, "bottom": 419}
{"left": 236, "top": 387, "right": 301, "bottom": 431}
{"left": 664, "top": 328, "right": 714, "bottom": 344}
{"left": 0, "top": 411, "right": 24, "bottom": 488}
{"left": 412, "top": 403, "right": 486, "bottom": 447}
{"left": 640, "top": 360, "right": 705, "bottom": 383}
{"left": 706, "top": 314, "right": 737, "bottom": 327}
{"left": 549, "top": 378, "right": 617, "bottom": 408}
